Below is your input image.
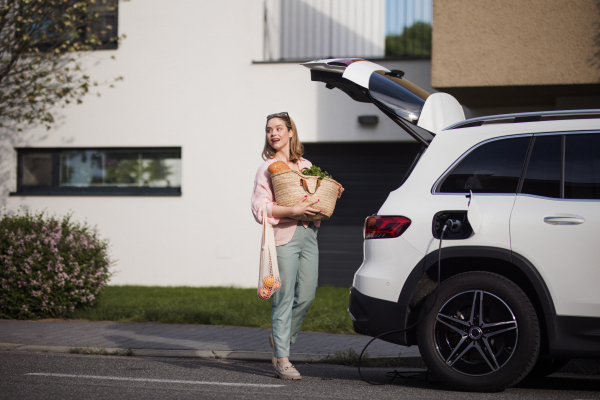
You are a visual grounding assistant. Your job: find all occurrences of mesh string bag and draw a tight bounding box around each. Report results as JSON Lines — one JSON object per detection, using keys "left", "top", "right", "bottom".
{"left": 258, "top": 204, "right": 281, "bottom": 299}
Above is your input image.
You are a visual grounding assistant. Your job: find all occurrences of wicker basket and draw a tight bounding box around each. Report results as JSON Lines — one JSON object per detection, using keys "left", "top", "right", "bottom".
{"left": 271, "top": 170, "right": 341, "bottom": 221}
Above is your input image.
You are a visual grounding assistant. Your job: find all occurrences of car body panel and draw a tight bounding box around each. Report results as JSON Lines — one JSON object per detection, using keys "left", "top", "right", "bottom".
{"left": 353, "top": 236, "right": 423, "bottom": 302}
{"left": 342, "top": 60, "right": 390, "bottom": 88}
{"left": 511, "top": 194, "right": 600, "bottom": 317}
{"left": 418, "top": 93, "right": 466, "bottom": 134}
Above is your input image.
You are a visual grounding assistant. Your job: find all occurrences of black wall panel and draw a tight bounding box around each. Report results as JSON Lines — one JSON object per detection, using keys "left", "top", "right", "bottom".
{"left": 303, "top": 142, "right": 422, "bottom": 287}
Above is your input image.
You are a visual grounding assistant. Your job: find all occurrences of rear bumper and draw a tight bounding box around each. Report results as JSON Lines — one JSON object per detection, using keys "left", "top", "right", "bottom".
{"left": 348, "top": 287, "right": 411, "bottom": 346}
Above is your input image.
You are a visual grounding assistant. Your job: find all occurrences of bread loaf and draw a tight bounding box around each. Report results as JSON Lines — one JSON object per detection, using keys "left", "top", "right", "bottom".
{"left": 268, "top": 161, "right": 290, "bottom": 174}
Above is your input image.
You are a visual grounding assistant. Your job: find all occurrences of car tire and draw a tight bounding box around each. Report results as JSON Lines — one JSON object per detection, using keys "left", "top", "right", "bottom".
{"left": 525, "top": 357, "right": 570, "bottom": 379}
{"left": 417, "top": 271, "right": 540, "bottom": 392}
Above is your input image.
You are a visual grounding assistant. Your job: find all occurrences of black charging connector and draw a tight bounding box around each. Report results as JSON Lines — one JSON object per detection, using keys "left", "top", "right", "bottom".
{"left": 432, "top": 211, "right": 472, "bottom": 240}
{"left": 446, "top": 218, "right": 462, "bottom": 232}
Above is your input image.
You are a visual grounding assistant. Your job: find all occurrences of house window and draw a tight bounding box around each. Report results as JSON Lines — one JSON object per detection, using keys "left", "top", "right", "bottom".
{"left": 13, "top": 148, "right": 181, "bottom": 196}
{"left": 259, "top": 0, "right": 432, "bottom": 62}
{"left": 29, "top": 0, "right": 119, "bottom": 51}
{"left": 87, "top": 0, "right": 119, "bottom": 49}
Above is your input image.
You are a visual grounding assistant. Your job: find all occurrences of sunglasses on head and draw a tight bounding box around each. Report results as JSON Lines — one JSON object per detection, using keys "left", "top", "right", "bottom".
{"left": 266, "top": 112, "right": 289, "bottom": 120}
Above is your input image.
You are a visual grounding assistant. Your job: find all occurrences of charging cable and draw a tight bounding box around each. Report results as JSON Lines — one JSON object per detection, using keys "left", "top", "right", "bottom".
{"left": 356, "top": 220, "right": 455, "bottom": 385}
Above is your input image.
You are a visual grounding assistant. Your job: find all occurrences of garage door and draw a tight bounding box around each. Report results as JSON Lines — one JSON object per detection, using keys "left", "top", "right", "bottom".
{"left": 303, "top": 142, "right": 423, "bottom": 287}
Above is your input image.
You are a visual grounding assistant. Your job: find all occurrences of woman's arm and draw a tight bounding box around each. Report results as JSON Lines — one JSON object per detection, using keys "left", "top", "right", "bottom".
{"left": 271, "top": 196, "right": 321, "bottom": 218}
{"left": 251, "top": 164, "right": 281, "bottom": 225}
{"left": 252, "top": 160, "right": 323, "bottom": 221}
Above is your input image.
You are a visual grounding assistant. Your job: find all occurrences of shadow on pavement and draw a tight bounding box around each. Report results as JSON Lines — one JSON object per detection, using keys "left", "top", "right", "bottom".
{"left": 151, "top": 357, "right": 452, "bottom": 390}
{"left": 151, "top": 356, "right": 600, "bottom": 394}
{"left": 515, "top": 374, "right": 600, "bottom": 392}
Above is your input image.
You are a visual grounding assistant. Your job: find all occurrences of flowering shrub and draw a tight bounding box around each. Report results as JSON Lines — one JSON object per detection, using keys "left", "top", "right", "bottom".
{"left": 0, "top": 211, "right": 112, "bottom": 319}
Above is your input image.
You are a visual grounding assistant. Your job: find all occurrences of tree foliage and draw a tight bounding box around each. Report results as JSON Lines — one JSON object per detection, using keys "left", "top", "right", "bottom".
{"left": 385, "top": 21, "right": 432, "bottom": 57}
{"left": 0, "top": 0, "right": 123, "bottom": 130}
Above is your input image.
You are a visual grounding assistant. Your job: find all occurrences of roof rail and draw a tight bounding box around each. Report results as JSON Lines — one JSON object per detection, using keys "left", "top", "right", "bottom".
{"left": 444, "top": 109, "right": 600, "bottom": 131}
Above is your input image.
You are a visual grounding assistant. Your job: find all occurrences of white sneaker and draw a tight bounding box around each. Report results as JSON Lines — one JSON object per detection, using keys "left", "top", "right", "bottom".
{"left": 274, "top": 362, "right": 301, "bottom": 380}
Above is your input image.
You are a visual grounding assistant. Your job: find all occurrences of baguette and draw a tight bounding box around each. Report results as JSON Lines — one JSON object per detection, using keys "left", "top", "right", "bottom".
{"left": 268, "top": 161, "right": 290, "bottom": 174}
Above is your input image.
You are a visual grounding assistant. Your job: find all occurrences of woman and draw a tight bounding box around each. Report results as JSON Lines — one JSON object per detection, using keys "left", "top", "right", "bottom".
{"left": 251, "top": 112, "right": 343, "bottom": 380}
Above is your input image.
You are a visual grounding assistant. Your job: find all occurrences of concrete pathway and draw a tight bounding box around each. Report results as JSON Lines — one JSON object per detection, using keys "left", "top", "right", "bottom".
{"left": 0, "top": 320, "right": 420, "bottom": 362}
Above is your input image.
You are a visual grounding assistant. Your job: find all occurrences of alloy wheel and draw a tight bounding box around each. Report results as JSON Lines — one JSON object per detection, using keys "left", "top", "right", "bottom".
{"left": 434, "top": 290, "right": 518, "bottom": 376}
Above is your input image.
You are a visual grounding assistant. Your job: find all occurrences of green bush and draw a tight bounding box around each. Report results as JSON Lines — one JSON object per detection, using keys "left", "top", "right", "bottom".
{"left": 0, "top": 210, "right": 112, "bottom": 319}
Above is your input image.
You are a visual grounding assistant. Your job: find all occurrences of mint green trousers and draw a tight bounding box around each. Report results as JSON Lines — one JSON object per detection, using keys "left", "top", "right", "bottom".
{"left": 271, "top": 221, "right": 319, "bottom": 358}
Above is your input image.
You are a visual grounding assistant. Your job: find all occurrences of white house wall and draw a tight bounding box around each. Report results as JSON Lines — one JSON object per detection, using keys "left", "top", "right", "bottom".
{"left": 0, "top": 0, "right": 433, "bottom": 287}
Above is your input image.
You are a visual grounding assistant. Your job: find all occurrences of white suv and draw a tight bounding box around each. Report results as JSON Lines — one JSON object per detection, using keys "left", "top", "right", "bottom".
{"left": 304, "top": 59, "right": 600, "bottom": 392}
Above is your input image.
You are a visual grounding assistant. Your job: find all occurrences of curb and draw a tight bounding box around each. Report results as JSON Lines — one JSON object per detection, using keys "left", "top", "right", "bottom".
{"left": 0, "top": 342, "right": 424, "bottom": 364}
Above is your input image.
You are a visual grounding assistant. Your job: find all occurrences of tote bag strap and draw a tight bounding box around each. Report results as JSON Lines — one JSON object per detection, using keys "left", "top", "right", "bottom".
{"left": 262, "top": 203, "right": 268, "bottom": 246}
{"left": 263, "top": 203, "right": 279, "bottom": 279}
{"left": 301, "top": 177, "right": 321, "bottom": 194}
{"left": 262, "top": 203, "right": 276, "bottom": 247}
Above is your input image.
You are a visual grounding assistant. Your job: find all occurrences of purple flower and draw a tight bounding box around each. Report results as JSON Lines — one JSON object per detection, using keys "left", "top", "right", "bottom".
{"left": 1, "top": 211, "right": 111, "bottom": 318}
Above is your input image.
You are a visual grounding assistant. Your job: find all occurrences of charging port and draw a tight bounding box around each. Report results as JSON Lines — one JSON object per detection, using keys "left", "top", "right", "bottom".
{"left": 432, "top": 211, "right": 473, "bottom": 240}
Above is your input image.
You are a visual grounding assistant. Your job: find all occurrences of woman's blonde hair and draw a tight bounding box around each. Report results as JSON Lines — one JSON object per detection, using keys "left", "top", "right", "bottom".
{"left": 262, "top": 113, "right": 304, "bottom": 163}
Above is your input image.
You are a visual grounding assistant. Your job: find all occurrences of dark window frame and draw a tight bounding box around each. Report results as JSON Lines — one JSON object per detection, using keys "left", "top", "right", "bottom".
{"left": 562, "top": 132, "right": 600, "bottom": 200}
{"left": 517, "top": 135, "right": 562, "bottom": 199}
{"left": 435, "top": 130, "right": 600, "bottom": 200}
{"left": 434, "top": 135, "right": 532, "bottom": 195}
{"left": 560, "top": 135, "right": 566, "bottom": 199}
{"left": 12, "top": 147, "right": 181, "bottom": 196}
{"left": 517, "top": 131, "right": 600, "bottom": 200}
{"left": 26, "top": 0, "right": 119, "bottom": 52}
{"left": 86, "top": 0, "right": 119, "bottom": 50}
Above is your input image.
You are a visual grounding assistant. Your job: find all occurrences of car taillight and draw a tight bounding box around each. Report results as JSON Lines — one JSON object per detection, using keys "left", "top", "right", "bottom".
{"left": 364, "top": 216, "right": 411, "bottom": 239}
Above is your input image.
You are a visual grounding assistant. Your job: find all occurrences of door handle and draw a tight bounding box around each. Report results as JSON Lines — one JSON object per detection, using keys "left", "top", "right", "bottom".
{"left": 543, "top": 216, "right": 585, "bottom": 225}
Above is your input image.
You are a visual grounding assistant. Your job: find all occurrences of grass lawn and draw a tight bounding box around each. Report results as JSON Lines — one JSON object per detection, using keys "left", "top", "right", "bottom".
{"left": 66, "top": 285, "right": 355, "bottom": 335}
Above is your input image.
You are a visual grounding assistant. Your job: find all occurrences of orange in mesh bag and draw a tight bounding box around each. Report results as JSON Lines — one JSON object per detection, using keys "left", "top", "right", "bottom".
{"left": 258, "top": 204, "right": 281, "bottom": 300}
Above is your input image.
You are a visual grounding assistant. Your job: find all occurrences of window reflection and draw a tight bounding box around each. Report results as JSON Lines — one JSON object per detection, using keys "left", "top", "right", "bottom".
{"left": 60, "top": 151, "right": 103, "bottom": 186}
{"left": 521, "top": 136, "right": 561, "bottom": 198}
{"left": 565, "top": 134, "right": 600, "bottom": 199}
{"left": 60, "top": 150, "right": 181, "bottom": 188}
{"left": 21, "top": 153, "right": 53, "bottom": 186}
{"left": 438, "top": 137, "right": 530, "bottom": 194}
{"left": 368, "top": 71, "right": 427, "bottom": 123}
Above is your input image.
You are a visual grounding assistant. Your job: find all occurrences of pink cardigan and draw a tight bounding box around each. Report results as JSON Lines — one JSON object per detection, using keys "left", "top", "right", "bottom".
{"left": 251, "top": 158, "right": 321, "bottom": 246}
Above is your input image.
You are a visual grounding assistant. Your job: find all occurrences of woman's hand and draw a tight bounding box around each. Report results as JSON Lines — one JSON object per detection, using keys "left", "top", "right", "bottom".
{"left": 291, "top": 196, "right": 321, "bottom": 217}
{"left": 270, "top": 196, "right": 321, "bottom": 218}
{"left": 338, "top": 186, "right": 345, "bottom": 199}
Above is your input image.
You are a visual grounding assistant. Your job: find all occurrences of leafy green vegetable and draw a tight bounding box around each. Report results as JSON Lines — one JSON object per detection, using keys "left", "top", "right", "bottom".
{"left": 302, "top": 165, "right": 333, "bottom": 180}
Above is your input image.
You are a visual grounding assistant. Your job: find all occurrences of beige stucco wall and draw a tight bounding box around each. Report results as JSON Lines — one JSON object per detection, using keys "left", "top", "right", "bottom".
{"left": 432, "top": 0, "right": 600, "bottom": 88}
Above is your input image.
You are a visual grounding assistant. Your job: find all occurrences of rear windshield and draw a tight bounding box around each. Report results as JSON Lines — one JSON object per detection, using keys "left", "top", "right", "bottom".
{"left": 368, "top": 71, "right": 429, "bottom": 123}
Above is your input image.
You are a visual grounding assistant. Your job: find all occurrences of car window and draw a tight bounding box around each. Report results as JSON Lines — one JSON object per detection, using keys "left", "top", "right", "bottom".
{"left": 368, "top": 71, "right": 426, "bottom": 123}
{"left": 437, "top": 137, "right": 530, "bottom": 194}
{"left": 521, "top": 135, "right": 562, "bottom": 198}
{"left": 565, "top": 133, "right": 600, "bottom": 200}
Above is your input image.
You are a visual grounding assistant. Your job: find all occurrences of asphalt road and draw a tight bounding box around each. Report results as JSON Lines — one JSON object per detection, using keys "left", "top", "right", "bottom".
{"left": 1, "top": 351, "right": 599, "bottom": 400}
